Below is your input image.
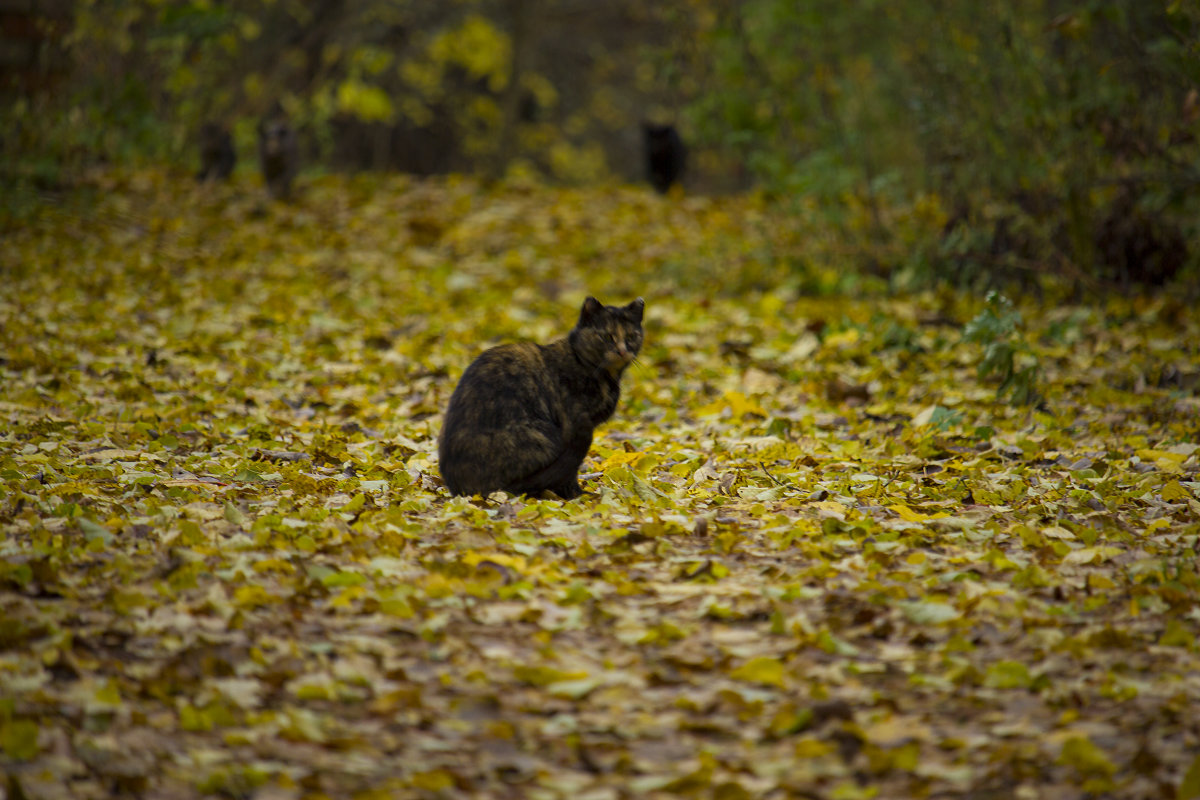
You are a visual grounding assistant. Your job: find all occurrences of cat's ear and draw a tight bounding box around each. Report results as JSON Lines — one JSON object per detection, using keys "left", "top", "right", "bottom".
{"left": 579, "top": 296, "right": 604, "bottom": 325}
{"left": 626, "top": 298, "right": 645, "bottom": 323}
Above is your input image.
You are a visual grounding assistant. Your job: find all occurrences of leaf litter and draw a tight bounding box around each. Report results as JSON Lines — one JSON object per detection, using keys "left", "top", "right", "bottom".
{"left": 1, "top": 170, "right": 1199, "bottom": 799}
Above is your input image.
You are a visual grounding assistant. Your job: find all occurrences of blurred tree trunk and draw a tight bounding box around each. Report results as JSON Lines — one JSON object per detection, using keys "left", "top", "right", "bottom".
{"left": 492, "top": 0, "right": 534, "bottom": 181}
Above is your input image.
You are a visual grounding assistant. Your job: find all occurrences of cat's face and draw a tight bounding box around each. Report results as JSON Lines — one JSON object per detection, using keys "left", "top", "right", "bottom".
{"left": 572, "top": 297, "right": 645, "bottom": 377}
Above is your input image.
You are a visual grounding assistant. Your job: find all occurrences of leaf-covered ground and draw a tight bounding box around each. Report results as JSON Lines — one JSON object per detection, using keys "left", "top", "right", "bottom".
{"left": 2, "top": 171, "right": 1199, "bottom": 800}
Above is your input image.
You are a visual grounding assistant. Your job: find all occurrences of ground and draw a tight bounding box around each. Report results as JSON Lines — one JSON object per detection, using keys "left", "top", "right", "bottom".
{"left": 1, "top": 170, "right": 1199, "bottom": 799}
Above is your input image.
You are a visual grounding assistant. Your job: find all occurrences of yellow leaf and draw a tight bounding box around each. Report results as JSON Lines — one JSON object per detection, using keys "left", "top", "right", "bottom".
{"left": 513, "top": 665, "right": 587, "bottom": 687}
{"left": 411, "top": 769, "right": 456, "bottom": 791}
{"left": 293, "top": 681, "right": 334, "bottom": 701}
{"left": 422, "top": 573, "right": 455, "bottom": 599}
{"left": 330, "top": 585, "right": 367, "bottom": 608}
{"left": 1, "top": 719, "right": 39, "bottom": 761}
{"left": 794, "top": 736, "right": 834, "bottom": 758}
{"left": 1137, "top": 449, "right": 1186, "bottom": 473}
{"left": 1062, "top": 546, "right": 1123, "bottom": 565}
{"left": 179, "top": 704, "right": 211, "bottom": 732}
{"left": 713, "top": 781, "right": 754, "bottom": 800}
{"left": 94, "top": 679, "right": 122, "bottom": 707}
{"left": 430, "top": 15, "right": 510, "bottom": 85}
{"left": 1161, "top": 480, "right": 1193, "bottom": 502}
{"left": 729, "top": 392, "right": 768, "bottom": 417}
{"left": 233, "top": 585, "right": 277, "bottom": 609}
{"left": 698, "top": 391, "right": 768, "bottom": 419}
{"left": 1136, "top": 449, "right": 1186, "bottom": 464}
{"left": 863, "top": 715, "right": 932, "bottom": 746}
{"left": 1043, "top": 525, "right": 1076, "bottom": 539}
{"left": 1159, "top": 619, "right": 1195, "bottom": 648}
{"left": 824, "top": 328, "right": 860, "bottom": 348}
{"left": 1179, "top": 752, "right": 1200, "bottom": 799}
{"left": 461, "top": 551, "right": 529, "bottom": 572}
{"left": 1057, "top": 735, "right": 1116, "bottom": 777}
{"left": 889, "top": 504, "right": 949, "bottom": 522}
{"left": 379, "top": 596, "right": 414, "bottom": 618}
{"left": 599, "top": 450, "right": 641, "bottom": 471}
{"left": 336, "top": 79, "right": 395, "bottom": 122}
{"left": 252, "top": 558, "right": 295, "bottom": 575}
{"left": 339, "top": 493, "right": 366, "bottom": 512}
{"left": 984, "top": 549, "right": 1017, "bottom": 571}
{"left": 729, "top": 656, "right": 787, "bottom": 688}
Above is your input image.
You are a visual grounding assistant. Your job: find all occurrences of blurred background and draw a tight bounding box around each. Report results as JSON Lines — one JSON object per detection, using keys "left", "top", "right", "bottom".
{"left": 3, "top": 0, "right": 1198, "bottom": 290}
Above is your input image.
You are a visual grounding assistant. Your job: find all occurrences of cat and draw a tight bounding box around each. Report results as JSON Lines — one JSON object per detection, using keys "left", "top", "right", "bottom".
{"left": 258, "top": 109, "right": 299, "bottom": 200}
{"left": 643, "top": 122, "right": 686, "bottom": 195}
{"left": 439, "top": 297, "right": 645, "bottom": 499}
{"left": 196, "top": 122, "right": 236, "bottom": 182}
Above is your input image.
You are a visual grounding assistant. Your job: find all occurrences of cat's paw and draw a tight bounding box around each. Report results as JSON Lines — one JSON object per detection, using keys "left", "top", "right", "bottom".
{"left": 546, "top": 483, "right": 584, "bottom": 501}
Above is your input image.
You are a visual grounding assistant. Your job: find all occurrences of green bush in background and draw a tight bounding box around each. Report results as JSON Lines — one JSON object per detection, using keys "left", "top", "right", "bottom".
{"left": 4, "top": 0, "right": 1197, "bottom": 290}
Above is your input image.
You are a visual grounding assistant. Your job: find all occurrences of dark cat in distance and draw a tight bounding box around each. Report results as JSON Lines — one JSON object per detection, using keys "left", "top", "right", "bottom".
{"left": 196, "top": 122, "right": 236, "bottom": 182}
{"left": 439, "top": 297, "right": 645, "bottom": 499}
{"left": 643, "top": 122, "right": 686, "bottom": 194}
{"left": 258, "top": 109, "right": 299, "bottom": 200}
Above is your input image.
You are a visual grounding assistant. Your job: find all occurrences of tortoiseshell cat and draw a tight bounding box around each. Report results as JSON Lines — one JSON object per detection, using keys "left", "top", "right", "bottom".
{"left": 439, "top": 297, "right": 645, "bottom": 499}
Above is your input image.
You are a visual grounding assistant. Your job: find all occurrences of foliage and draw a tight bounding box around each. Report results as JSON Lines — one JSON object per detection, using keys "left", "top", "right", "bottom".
{"left": 680, "top": 0, "right": 1200, "bottom": 284}
{"left": 2, "top": 170, "right": 1200, "bottom": 798}
{"left": 3, "top": 0, "right": 679, "bottom": 185}
{"left": 7, "top": 1, "right": 1198, "bottom": 288}
{"left": 962, "top": 292, "right": 1042, "bottom": 406}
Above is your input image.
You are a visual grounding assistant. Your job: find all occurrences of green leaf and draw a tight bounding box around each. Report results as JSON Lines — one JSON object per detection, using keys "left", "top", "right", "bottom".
{"left": 235, "top": 467, "right": 265, "bottom": 482}
{"left": 606, "top": 464, "right": 663, "bottom": 501}
{"left": 223, "top": 502, "right": 247, "bottom": 525}
{"left": 320, "top": 569, "right": 367, "bottom": 588}
{"left": 983, "top": 660, "right": 1032, "bottom": 689}
{"left": 815, "top": 629, "right": 860, "bottom": 656}
{"left": 78, "top": 517, "right": 113, "bottom": 545}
